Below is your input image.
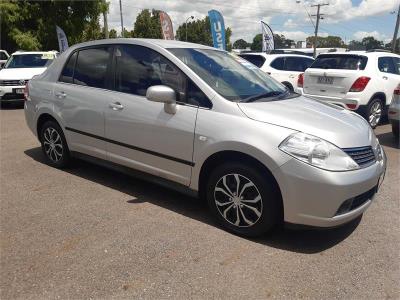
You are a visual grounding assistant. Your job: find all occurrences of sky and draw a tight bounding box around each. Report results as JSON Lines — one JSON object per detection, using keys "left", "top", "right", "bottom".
{"left": 104, "top": 0, "right": 398, "bottom": 44}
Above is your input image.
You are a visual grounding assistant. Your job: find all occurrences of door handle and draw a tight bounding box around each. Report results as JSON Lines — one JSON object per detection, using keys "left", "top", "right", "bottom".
{"left": 289, "top": 74, "right": 295, "bottom": 78}
{"left": 55, "top": 91, "right": 66, "bottom": 99}
{"left": 382, "top": 76, "right": 388, "bottom": 80}
{"left": 109, "top": 101, "right": 124, "bottom": 111}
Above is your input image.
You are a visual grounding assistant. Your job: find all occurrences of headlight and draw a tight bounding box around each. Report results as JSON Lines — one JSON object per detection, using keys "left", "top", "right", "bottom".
{"left": 374, "top": 139, "right": 383, "bottom": 161}
{"left": 279, "top": 132, "right": 359, "bottom": 171}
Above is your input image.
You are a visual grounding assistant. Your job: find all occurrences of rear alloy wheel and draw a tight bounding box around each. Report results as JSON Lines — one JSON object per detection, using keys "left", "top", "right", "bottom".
{"left": 206, "top": 163, "right": 281, "bottom": 237}
{"left": 40, "top": 120, "right": 70, "bottom": 168}
{"left": 367, "top": 99, "right": 383, "bottom": 128}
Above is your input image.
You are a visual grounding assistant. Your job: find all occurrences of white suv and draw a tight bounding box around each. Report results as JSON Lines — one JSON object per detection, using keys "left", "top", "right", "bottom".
{"left": 0, "top": 51, "right": 57, "bottom": 106}
{"left": 296, "top": 51, "right": 400, "bottom": 128}
{"left": 238, "top": 53, "right": 314, "bottom": 91}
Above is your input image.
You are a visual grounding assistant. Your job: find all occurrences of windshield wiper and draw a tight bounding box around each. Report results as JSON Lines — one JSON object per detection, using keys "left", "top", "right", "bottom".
{"left": 242, "top": 90, "right": 287, "bottom": 103}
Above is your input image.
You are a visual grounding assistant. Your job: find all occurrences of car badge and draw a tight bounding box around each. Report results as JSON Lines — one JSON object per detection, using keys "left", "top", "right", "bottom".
{"left": 19, "top": 79, "right": 25, "bottom": 85}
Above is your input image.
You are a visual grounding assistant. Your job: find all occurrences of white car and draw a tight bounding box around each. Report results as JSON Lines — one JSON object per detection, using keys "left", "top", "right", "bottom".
{"left": 296, "top": 51, "right": 400, "bottom": 128}
{"left": 0, "top": 51, "right": 58, "bottom": 106}
{"left": 389, "top": 84, "right": 399, "bottom": 138}
{"left": 238, "top": 53, "right": 314, "bottom": 91}
{"left": 0, "top": 50, "right": 10, "bottom": 68}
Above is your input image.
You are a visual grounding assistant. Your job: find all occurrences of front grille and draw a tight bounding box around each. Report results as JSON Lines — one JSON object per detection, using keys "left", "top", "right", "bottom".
{"left": 343, "top": 146, "right": 376, "bottom": 167}
{"left": 0, "top": 79, "right": 28, "bottom": 86}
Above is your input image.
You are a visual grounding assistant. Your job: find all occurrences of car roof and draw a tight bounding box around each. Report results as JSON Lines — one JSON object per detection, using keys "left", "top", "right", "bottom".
{"left": 12, "top": 51, "right": 58, "bottom": 56}
{"left": 317, "top": 51, "right": 400, "bottom": 58}
{"left": 68, "top": 38, "right": 218, "bottom": 51}
{"left": 239, "top": 52, "right": 314, "bottom": 59}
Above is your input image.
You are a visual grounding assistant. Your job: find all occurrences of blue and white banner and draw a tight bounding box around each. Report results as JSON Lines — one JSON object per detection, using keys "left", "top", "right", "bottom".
{"left": 56, "top": 26, "right": 69, "bottom": 53}
{"left": 208, "top": 10, "right": 226, "bottom": 50}
{"left": 261, "top": 21, "right": 274, "bottom": 52}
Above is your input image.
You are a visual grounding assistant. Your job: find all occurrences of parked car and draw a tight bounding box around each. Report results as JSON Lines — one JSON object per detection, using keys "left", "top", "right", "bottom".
{"left": 238, "top": 52, "right": 314, "bottom": 91}
{"left": 296, "top": 51, "right": 400, "bottom": 128}
{"left": 0, "top": 51, "right": 58, "bottom": 106}
{"left": 0, "top": 50, "right": 10, "bottom": 68}
{"left": 24, "top": 39, "right": 386, "bottom": 237}
{"left": 389, "top": 84, "right": 400, "bottom": 139}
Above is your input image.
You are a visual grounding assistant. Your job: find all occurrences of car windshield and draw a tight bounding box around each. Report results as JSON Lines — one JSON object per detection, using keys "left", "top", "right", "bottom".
{"left": 4, "top": 53, "right": 55, "bottom": 69}
{"left": 168, "top": 48, "right": 288, "bottom": 102}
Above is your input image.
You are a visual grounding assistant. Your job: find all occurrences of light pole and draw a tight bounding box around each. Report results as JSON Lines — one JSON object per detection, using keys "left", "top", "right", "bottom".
{"left": 392, "top": 4, "right": 400, "bottom": 53}
{"left": 185, "top": 16, "right": 194, "bottom": 42}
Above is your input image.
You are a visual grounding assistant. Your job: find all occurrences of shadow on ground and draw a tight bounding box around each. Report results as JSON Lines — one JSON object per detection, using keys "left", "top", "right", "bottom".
{"left": 25, "top": 146, "right": 361, "bottom": 254}
{"left": 0, "top": 102, "right": 24, "bottom": 110}
{"left": 376, "top": 131, "right": 399, "bottom": 149}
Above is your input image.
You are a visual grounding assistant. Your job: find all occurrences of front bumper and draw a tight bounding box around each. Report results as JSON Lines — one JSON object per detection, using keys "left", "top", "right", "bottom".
{"left": 0, "top": 85, "right": 25, "bottom": 102}
{"left": 274, "top": 150, "right": 386, "bottom": 228}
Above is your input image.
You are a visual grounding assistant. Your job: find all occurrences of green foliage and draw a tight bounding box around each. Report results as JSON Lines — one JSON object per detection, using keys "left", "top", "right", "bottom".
{"left": 306, "top": 35, "right": 345, "bottom": 48}
{"left": 132, "top": 9, "right": 162, "bottom": 39}
{"left": 274, "top": 34, "right": 294, "bottom": 49}
{"left": 348, "top": 36, "right": 385, "bottom": 51}
{"left": 1, "top": 0, "right": 103, "bottom": 52}
{"left": 109, "top": 29, "right": 117, "bottom": 38}
{"left": 250, "top": 34, "right": 262, "bottom": 51}
{"left": 233, "top": 39, "right": 249, "bottom": 49}
{"left": 176, "top": 16, "right": 232, "bottom": 50}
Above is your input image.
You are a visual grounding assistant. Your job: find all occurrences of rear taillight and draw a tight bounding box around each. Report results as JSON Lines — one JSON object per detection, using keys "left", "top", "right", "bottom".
{"left": 394, "top": 84, "right": 400, "bottom": 95}
{"left": 345, "top": 103, "right": 357, "bottom": 110}
{"left": 297, "top": 73, "right": 304, "bottom": 88}
{"left": 24, "top": 83, "right": 30, "bottom": 101}
{"left": 349, "top": 77, "right": 370, "bottom": 92}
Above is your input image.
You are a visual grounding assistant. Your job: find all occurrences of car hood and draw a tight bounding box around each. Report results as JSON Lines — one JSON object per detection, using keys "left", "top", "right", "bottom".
{"left": 0, "top": 67, "right": 47, "bottom": 80}
{"left": 238, "top": 96, "right": 374, "bottom": 148}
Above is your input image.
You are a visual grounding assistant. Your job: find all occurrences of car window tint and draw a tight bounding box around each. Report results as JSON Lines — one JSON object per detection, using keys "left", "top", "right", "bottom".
{"left": 238, "top": 55, "right": 266, "bottom": 68}
{"left": 270, "top": 57, "right": 284, "bottom": 70}
{"left": 0, "top": 52, "right": 7, "bottom": 60}
{"left": 378, "top": 57, "right": 396, "bottom": 74}
{"left": 74, "top": 47, "right": 111, "bottom": 88}
{"left": 392, "top": 57, "right": 400, "bottom": 75}
{"left": 310, "top": 54, "right": 368, "bottom": 70}
{"left": 186, "top": 79, "right": 212, "bottom": 108}
{"left": 59, "top": 52, "right": 77, "bottom": 83}
{"left": 114, "top": 45, "right": 186, "bottom": 101}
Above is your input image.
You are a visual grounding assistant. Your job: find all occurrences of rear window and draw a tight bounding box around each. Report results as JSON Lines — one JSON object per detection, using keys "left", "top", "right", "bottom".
{"left": 238, "top": 55, "right": 266, "bottom": 68}
{"left": 310, "top": 54, "right": 368, "bottom": 70}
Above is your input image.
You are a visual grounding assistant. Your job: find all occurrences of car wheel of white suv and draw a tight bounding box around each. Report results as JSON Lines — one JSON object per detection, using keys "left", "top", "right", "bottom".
{"left": 40, "top": 120, "right": 71, "bottom": 168}
{"left": 206, "top": 162, "right": 281, "bottom": 237}
{"left": 367, "top": 98, "right": 383, "bottom": 128}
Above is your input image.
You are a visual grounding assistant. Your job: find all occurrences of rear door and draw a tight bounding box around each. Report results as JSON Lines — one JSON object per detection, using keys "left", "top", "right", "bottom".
{"left": 378, "top": 56, "right": 400, "bottom": 105}
{"left": 281, "top": 56, "right": 314, "bottom": 88}
{"left": 54, "top": 46, "right": 113, "bottom": 159}
{"left": 303, "top": 54, "right": 367, "bottom": 97}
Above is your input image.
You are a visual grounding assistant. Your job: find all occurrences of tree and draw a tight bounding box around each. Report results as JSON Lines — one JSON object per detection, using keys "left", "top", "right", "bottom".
{"left": 348, "top": 40, "right": 364, "bottom": 51}
{"left": 274, "top": 34, "right": 294, "bottom": 49}
{"left": 361, "top": 36, "right": 383, "bottom": 50}
{"left": 306, "top": 35, "right": 345, "bottom": 48}
{"left": 176, "top": 16, "right": 232, "bottom": 50}
{"left": 385, "top": 38, "right": 400, "bottom": 53}
{"left": 100, "top": 0, "right": 109, "bottom": 39}
{"left": 250, "top": 34, "right": 262, "bottom": 51}
{"left": 233, "top": 39, "right": 248, "bottom": 49}
{"left": 132, "top": 9, "right": 162, "bottom": 39}
{"left": 109, "top": 29, "right": 117, "bottom": 38}
{"left": 0, "top": 0, "right": 103, "bottom": 52}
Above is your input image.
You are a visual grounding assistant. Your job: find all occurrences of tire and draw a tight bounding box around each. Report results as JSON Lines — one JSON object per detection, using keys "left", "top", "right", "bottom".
{"left": 206, "top": 162, "right": 282, "bottom": 237}
{"left": 366, "top": 98, "right": 383, "bottom": 128}
{"left": 282, "top": 82, "right": 294, "bottom": 92}
{"left": 39, "top": 120, "right": 71, "bottom": 168}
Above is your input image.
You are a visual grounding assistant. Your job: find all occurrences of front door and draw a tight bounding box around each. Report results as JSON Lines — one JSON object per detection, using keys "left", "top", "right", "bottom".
{"left": 104, "top": 44, "right": 198, "bottom": 186}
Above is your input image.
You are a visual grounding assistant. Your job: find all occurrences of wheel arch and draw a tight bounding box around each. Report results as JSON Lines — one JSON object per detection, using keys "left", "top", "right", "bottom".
{"left": 281, "top": 81, "right": 294, "bottom": 92}
{"left": 36, "top": 113, "right": 61, "bottom": 139}
{"left": 369, "top": 92, "right": 386, "bottom": 106}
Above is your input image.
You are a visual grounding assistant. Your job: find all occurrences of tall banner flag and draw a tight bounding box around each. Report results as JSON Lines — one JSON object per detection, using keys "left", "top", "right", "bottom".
{"left": 56, "top": 26, "right": 69, "bottom": 53}
{"left": 208, "top": 10, "right": 226, "bottom": 50}
{"left": 261, "top": 21, "right": 274, "bottom": 52}
{"left": 159, "top": 11, "right": 174, "bottom": 40}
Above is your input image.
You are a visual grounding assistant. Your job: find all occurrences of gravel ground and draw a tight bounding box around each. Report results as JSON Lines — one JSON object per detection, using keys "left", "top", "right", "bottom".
{"left": 1, "top": 106, "right": 399, "bottom": 299}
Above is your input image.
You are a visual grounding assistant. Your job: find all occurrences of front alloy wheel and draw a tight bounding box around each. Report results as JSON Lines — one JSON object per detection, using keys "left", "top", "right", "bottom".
{"left": 214, "top": 174, "right": 263, "bottom": 227}
{"left": 206, "top": 163, "right": 281, "bottom": 237}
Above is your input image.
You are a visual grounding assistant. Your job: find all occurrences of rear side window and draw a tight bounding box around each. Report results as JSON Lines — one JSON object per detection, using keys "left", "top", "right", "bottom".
{"left": 270, "top": 57, "right": 284, "bottom": 70}
{"left": 378, "top": 57, "right": 398, "bottom": 74}
{"left": 0, "top": 52, "right": 8, "bottom": 60}
{"left": 59, "top": 52, "right": 77, "bottom": 83}
{"left": 238, "top": 55, "right": 266, "bottom": 68}
{"left": 392, "top": 57, "right": 400, "bottom": 75}
{"left": 73, "top": 47, "right": 111, "bottom": 89}
{"left": 310, "top": 55, "right": 368, "bottom": 70}
{"left": 284, "top": 57, "right": 314, "bottom": 72}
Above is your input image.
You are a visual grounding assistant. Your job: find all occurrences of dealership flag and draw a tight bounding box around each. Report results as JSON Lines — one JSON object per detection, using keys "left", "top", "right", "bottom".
{"left": 261, "top": 21, "right": 274, "bottom": 52}
{"left": 56, "top": 26, "right": 69, "bottom": 53}
{"left": 159, "top": 11, "right": 174, "bottom": 40}
{"left": 208, "top": 10, "right": 226, "bottom": 50}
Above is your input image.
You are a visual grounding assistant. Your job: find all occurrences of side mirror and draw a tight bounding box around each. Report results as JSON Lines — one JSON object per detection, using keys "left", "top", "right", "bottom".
{"left": 146, "top": 85, "right": 177, "bottom": 114}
